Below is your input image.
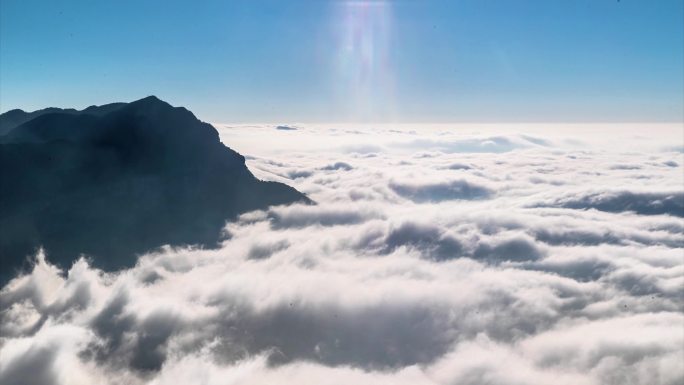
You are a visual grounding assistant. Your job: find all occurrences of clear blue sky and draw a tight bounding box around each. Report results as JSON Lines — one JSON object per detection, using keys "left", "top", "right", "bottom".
{"left": 1, "top": 0, "right": 682, "bottom": 123}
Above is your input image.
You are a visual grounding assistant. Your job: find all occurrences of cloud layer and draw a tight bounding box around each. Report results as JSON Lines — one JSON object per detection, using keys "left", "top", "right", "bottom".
{"left": 1, "top": 123, "right": 682, "bottom": 385}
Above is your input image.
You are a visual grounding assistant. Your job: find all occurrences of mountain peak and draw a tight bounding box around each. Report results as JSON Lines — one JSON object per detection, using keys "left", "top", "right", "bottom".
{"left": 0, "top": 97, "right": 309, "bottom": 284}
{"left": 2, "top": 108, "right": 25, "bottom": 115}
{"left": 133, "top": 95, "right": 165, "bottom": 105}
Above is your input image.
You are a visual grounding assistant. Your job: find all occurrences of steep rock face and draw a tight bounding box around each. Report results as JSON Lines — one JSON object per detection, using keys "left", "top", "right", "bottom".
{"left": 0, "top": 96, "right": 309, "bottom": 283}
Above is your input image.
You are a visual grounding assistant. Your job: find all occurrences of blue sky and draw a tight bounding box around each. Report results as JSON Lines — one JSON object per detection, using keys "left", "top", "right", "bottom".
{"left": 1, "top": 0, "right": 682, "bottom": 123}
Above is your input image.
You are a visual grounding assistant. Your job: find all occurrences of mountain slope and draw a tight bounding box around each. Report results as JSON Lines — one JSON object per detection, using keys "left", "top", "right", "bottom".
{"left": 0, "top": 96, "right": 309, "bottom": 284}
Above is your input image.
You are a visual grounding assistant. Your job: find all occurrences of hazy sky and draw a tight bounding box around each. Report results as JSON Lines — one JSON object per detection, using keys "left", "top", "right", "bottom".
{"left": 1, "top": 0, "right": 682, "bottom": 123}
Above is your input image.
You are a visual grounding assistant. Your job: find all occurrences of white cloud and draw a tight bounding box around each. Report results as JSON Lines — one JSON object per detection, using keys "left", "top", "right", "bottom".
{"left": 1, "top": 124, "right": 682, "bottom": 384}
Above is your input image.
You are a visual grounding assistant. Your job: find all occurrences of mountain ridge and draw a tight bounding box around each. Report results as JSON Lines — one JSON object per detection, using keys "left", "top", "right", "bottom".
{"left": 0, "top": 96, "right": 310, "bottom": 285}
{"left": 0, "top": 101, "right": 127, "bottom": 136}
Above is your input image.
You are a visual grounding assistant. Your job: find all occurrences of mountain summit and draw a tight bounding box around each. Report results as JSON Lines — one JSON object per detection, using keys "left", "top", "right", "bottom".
{"left": 0, "top": 96, "right": 309, "bottom": 284}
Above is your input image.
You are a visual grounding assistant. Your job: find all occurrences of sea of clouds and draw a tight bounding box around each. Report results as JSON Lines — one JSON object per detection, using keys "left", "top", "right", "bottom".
{"left": 1, "top": 123, "right": 682, "bottom": 385}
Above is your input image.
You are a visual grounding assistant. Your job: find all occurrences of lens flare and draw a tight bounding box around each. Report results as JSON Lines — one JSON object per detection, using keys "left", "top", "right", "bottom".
{"left": 334, "top": 1, "right": 395, "bottom": 121}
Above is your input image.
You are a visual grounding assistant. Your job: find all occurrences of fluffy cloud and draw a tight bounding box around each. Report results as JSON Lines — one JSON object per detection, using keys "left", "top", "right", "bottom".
{"left": 389, "top": 178, "right": 493, "bottom": 202}
{"left": 544, "top": 191, "right": 684, "bottom": 217}
{"left": 1, "top": 123, "right": 682, "bottom": 385}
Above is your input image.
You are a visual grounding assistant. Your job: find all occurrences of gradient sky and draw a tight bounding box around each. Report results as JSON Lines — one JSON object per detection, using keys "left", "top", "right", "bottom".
{"left": 1, "top": 0, "right": 682, "bottom": 123}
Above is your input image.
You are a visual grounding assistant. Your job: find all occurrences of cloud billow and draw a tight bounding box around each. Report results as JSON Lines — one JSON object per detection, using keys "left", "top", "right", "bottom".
{"left": 550, "top": 191, "right": 684, "bottom": 217}
{"left": 389, "top": 179, "right": 492, "bottom": 202}
{"left": 1, "top": 124, "right": 683, "bottom": 385}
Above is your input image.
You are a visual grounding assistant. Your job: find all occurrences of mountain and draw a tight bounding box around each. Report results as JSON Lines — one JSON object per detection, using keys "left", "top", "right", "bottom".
{"left": 0, "top": 96, "right": 309, "bottom": 284}
{"left": 0, "top": 102, "right": 126, "bottom": 136}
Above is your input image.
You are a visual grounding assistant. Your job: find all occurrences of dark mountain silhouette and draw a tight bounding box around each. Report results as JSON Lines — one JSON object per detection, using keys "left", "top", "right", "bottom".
{"left": 0, "top": 96, "right": 309, "bottom": 284}
{"left": 0, "top": 102, "right": 126, "bottom": 136}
